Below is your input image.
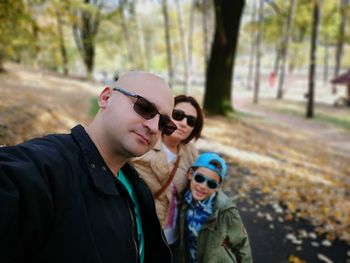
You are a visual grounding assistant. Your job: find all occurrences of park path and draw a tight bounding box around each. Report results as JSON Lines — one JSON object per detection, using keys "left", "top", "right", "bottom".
{"left": 234, "top": 97, "right": 350, "bottom": 157}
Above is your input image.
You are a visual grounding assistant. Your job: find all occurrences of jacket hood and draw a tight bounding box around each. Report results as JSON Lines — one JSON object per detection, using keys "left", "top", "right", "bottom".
{"left": 210, "top": 191, "right": 238, "bottom": 217}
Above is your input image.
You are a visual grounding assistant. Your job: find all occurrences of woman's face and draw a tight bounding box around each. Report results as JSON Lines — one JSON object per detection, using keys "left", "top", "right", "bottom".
{"left": 168, "top": 102, "right": 197, "bottom": 143}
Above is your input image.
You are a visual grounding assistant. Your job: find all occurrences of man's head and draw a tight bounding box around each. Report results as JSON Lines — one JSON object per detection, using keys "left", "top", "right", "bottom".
{"left": 188, "top": 152, "right": 227, "bottom": 201}
{"left": 89, "top": 71, "right": 175, "bottom": 162}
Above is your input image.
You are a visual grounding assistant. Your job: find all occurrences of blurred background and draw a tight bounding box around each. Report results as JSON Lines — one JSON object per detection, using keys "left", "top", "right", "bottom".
{"left": 0, "top": 0, "right": 349, "bottom": 262}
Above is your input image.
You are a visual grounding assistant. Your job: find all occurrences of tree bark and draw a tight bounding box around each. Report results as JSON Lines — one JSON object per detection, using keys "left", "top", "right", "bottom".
{"left": 134, "top": 0, "right": 146, "bottom": 69}
{"left": 323, "top": 43, "right": 330, "bottom": 87}
{"left": 0, "top": 54, "right": 5, "bottom": 73}
{"left": 119, "top": 0, "right": 135, "bottom": 67}
{"left": 246, "top": 0, "right": 257, "bottom": 90}
{"left": 273, "top": 46, "right": 281, "bottom": 76}
{"left": 56, "top": 10, "right": 68, "bottom": 75}
{"left": 202, "top": 0, "right": 210, "bottom": 74}
{"left": 204, "top": 0, "right": 245, "bottom": 115}
{"left": 306, "top": 0, "right": 321, "bottom": 118}
{"left": 276, "top": 0, "right": 298, "bottom": 100}
{"left": 187, "top": 0, "right": 196, "bottom": 93}
{"left": 161, "top": 0, "right": 174, "bottom": 87}
{"left": 72, "top": 0, "right": 102, "bottom": 80}
{"left": 332, "top": 0, "right": 348, "bottom": 94}
{"left": 253, "top": 0, "right": 263, "bottom": 104}
{"left": 175, "top": 0, "right": 189, "bottom": 93}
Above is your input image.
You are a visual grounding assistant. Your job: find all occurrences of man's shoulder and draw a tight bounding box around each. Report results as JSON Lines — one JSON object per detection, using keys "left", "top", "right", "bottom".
{"left": 0, "top": 131, "right": 78, "bottom": 166}
{"left": 25, "top": 132, "right": 76, "bottom": 155}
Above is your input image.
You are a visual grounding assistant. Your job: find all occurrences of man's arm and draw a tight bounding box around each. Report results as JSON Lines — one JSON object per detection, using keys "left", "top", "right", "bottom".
{"left": 0, "top": 145, "right": 55, "bottom": 262}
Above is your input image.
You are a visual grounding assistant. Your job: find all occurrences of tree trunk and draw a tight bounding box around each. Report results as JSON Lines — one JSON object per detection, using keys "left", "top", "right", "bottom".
{"left": 253, "top": 0, "right": 263, "bottom": 104}
{"left": 273, "top": 46, "right": 281, "bottom": 76}
{"left": 246, "top": 0, "right": 257, "bottom": 90}
{"left": 0, "top": 54, "right": 5, "bottom": 73}
{"left": 175, "top": 0, "right": 189, "bottom": 93}
{"left": 161, "top": 0, "right": 174, "bottom": 87}
{"left": 276, "top": 0, "right": 298, "bottom": 100}
{"left": 332, "top": 0, "right": 348, "bottom": 94}
{"left": 204, "top": 0, "right": 245, "bottom": 115}
{"left": 187, "top": 0, "right": 196, "bottom": 93}
{"left": 56, "top": 10, "right": 68, "bottom": 75}
{"left": 134, "top": 0, "right": 146, "bottom": 69}
{"left": 306, "top": 0, "right": 321, "bottom": 118}
{"left": 119, "top": 0, "right": 134, "bottom": 67}
{"left": 72, "top": 0, "right": 102, "bottom": 80}
{"left": 202, "top": 0, "right": 210, "bottom": 74}
{"left": 323, "top": 43, "right": 329, "bottom": 87}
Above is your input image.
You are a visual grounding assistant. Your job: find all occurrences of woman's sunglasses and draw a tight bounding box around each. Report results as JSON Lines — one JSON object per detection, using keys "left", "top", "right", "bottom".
{"left": 172, "top": 109, "right": 197, "bottom": 127}
{"left": 193, "top": 173, "right": 220, "bottom": 190}
{"left": 113, "top": 88, "right": 177, "bottom": 136}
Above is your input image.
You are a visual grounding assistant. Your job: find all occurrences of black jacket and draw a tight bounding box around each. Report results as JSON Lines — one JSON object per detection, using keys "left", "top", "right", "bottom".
{"left": 0, "top": 125, "right": 171, "bottom": 263}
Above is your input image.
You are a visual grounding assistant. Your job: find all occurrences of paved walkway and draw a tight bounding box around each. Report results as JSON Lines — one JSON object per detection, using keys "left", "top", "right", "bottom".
{"left": 234, "top": 98, "right": 350, "bottom": 157}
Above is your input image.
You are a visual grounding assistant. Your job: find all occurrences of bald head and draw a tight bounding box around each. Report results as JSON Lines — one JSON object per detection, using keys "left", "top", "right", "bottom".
{"left": 87, "top": 70, "right": 175, "bottom": 172}
{"left": 115, "top": 71, "right": 174, "bottom": 118}
{"left": 116, "top": 71, "right": 167, "bottom": 90}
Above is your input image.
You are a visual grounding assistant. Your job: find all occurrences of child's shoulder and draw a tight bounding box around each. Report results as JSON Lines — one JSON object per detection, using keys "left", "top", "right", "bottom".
{"left": 216, "top": 191, "right": 239, "bottom": 211}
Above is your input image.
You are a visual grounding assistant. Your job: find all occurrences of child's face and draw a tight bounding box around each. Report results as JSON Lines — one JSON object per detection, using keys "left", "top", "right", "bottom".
{"left": 188, "top": 167, "right": 222, "bottom": 201}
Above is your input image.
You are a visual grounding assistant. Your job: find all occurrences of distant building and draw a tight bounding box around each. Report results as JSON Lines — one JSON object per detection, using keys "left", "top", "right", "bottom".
{"left": 331, "top": 69, "right": 350, "bottom": 106}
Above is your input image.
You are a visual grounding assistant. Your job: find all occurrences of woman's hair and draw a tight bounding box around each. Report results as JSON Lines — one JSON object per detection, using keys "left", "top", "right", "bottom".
{"left": 174, "top": 95, "right": 204, "bottom": 144}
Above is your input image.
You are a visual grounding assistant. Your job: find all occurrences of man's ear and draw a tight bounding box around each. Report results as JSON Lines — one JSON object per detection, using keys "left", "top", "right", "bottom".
{"left": 98, "top": 87, "right": 113, "bottom": 109}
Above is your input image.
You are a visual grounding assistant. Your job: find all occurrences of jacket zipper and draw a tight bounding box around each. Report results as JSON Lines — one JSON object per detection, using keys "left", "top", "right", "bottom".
{"left": 159, "top": 226, "right": 173, "bottom": 263}
{"left": 127, "top": 203, "right": 139, "bottom": 263}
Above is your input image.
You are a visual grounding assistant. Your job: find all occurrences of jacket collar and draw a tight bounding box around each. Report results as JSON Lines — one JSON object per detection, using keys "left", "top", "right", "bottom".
{"left": 156, "top": 138, "right": 187, "bottom": 157}
{"left": 201, "top": 191, "right": 237, "bottom": 229}
{"left": 71, "top": 125, "right": 122, "bottom": 196}
{"left": 153, "top": 139, "right": 162, "bottom": 151}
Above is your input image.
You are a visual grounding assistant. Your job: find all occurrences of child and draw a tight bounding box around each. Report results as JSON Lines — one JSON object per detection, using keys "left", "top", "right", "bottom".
{"left": 178, "top": 152, "right": 253, "bottom": 263}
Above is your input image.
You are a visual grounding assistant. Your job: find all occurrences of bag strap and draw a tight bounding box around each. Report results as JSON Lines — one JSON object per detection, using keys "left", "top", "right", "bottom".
{"left": 154, "top": 156, "right": 181, "bottom": 199}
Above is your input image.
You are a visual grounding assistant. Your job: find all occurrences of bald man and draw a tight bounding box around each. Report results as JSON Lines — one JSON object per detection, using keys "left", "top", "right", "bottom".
{"left": 0, "top": 71, "right": 175, "bottom": 263}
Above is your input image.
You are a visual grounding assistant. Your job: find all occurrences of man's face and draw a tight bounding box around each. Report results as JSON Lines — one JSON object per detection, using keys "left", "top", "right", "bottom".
{"left": 99, "top": 72, "right": 174, "bottom": 158}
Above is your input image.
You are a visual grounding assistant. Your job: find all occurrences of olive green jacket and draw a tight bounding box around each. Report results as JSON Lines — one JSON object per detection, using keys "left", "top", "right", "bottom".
{"left": 178, "top": 191, "right": 253, "bottom": 263}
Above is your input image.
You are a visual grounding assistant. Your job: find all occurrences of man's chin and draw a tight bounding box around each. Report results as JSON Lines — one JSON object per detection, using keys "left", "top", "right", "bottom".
{"left": 128, "top": 145, "right": 152, "bottom": 158}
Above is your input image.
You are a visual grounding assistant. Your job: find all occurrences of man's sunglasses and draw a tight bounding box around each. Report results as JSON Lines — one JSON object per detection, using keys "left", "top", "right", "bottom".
{"left": 193, "top": 173, "right": 220, "bottom": 190}
{"left": 113, "top": 87, "right": 177, "bottom": 136}
{"left": 172, "top": 109, "right": 197, "bottom": 127}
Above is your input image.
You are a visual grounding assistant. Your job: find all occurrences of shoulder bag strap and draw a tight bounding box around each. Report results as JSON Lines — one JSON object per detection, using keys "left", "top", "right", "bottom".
{"left": 154, "top": 156, "right": 181, "bottom": 199}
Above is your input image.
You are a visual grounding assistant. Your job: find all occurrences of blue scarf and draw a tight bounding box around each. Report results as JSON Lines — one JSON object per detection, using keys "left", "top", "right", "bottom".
{"left": 184, "top": 190, "right": 216, "bottom": 263}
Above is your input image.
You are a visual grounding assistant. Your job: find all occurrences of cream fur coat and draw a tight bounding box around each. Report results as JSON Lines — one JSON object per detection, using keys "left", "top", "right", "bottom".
{"left": 132, "top": 139, "right": 198, "bottom": 227}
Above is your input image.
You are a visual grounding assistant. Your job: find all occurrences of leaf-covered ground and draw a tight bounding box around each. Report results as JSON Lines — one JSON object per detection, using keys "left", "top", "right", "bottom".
{"left": 1, "top": 64, "right": 349, "bottom": 258}
{"left": 0, "top": 64, "right": 96, "bottom": 145}
{"left": 198, "top": 115, "right": 350, "bottom": 246}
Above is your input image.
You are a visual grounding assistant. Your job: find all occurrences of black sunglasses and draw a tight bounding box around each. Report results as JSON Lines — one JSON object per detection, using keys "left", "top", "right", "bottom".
{"left": 172, "top": 109, "right": 197, "bottom": 127}
{"left": 193, "top": 173, "right": 220, "bottom": 190}
{"left": 113, "top": 87, "right": 177, "bottom": 136}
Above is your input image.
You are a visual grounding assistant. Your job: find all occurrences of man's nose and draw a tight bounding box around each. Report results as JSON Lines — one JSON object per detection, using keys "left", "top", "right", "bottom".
{"left": 144, "top": 114, "right": 160, "bottom": 134}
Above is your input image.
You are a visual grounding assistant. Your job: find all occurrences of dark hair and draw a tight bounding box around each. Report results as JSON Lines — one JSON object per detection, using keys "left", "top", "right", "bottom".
{"left": 174, "top": 95, "right": 204, "bottom": 144}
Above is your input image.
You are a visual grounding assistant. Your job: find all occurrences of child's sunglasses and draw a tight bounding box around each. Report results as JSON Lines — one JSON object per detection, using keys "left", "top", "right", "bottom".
{"left": 172, "top": 109, "right": 197, "bottom": 127}
{"left": 113, "top": 88, "right": 177, "bottom": 136}
{"left": 193, "top": 173, "right": 220, "bottom": 190}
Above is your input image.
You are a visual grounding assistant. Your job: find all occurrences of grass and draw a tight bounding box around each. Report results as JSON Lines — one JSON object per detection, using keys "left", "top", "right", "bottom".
{"left": 315, "top": 113, "right": 350, "bottom": 130}
{"left": 264, "top": 105, "right": 350, "bottom": 131}
{"left": 90, "top": 97, "right": 99, "bottom": 116}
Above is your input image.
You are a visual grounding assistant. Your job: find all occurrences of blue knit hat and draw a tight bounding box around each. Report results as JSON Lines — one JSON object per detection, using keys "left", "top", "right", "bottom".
{"left": 191, "top": 152, "right": 227, "bottom": 179}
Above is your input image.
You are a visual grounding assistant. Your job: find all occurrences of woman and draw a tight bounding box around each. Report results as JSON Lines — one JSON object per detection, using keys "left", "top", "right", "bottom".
{"left": 132, "top": 95, "right": 204, "bottom": 259}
